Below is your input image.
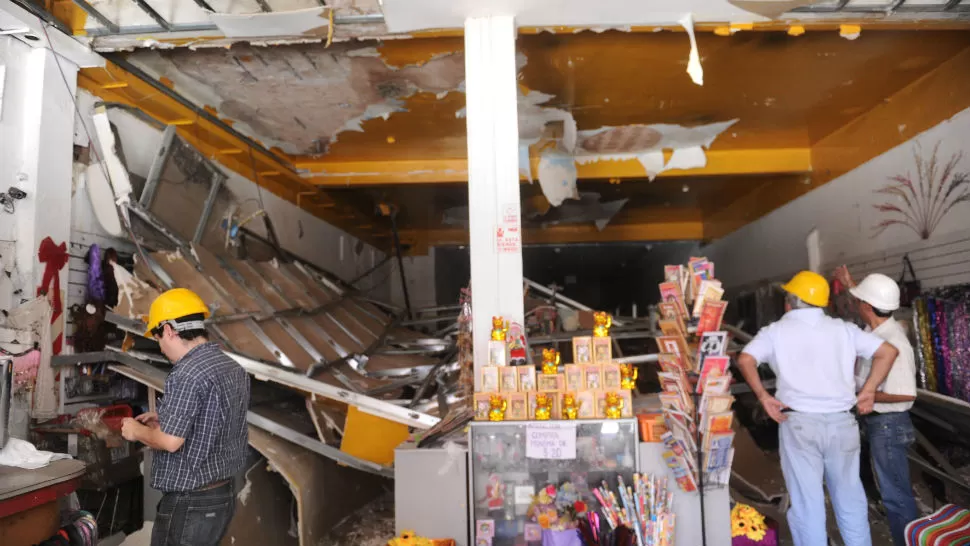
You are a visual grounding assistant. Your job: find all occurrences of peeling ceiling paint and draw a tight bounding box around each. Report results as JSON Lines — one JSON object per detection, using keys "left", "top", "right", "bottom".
{"left": 126, "top": 41, "right": 466, "bottom": 154}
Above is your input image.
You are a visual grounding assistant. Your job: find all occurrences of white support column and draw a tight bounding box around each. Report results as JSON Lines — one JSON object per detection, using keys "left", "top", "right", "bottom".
{"left": 464, "top": 16, "right": 524, "bottom": 386}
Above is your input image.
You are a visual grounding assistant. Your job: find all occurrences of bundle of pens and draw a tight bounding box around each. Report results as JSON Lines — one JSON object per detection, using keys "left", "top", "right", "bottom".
{"left": 577, "top": 516, "right": 635, "bottom": 546}
{"left": 590, "top": 474, "right": 675, "bottom": 546}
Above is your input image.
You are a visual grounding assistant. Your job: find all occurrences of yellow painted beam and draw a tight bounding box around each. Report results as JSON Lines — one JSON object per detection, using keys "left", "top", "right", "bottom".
{"left": 299, "top": 148, "right": 812, "bottom": 186}
{"left": 76, "top": 62, "right": 388, "bottom": 249}
{"left": 703, "top": 46, "right": 970, "bottom": 240}
{"left": 401, "top": 208, "right": 705, "bottom": 248}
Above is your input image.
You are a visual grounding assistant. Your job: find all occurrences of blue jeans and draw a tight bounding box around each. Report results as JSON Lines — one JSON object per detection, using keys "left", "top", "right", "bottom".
{"left": 151, "top": 482, "right": 235, "bottom": 546}
{"left": 780, "top": 411, "right": 871, "bottom": 546}
{"left": 866, "top": 412, "right": 918, "bottom": 546}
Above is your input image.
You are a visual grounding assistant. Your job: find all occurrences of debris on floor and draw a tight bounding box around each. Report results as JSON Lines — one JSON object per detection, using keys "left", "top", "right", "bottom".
{"left": 324, "top": 490, "right": 396, "bottom": 546}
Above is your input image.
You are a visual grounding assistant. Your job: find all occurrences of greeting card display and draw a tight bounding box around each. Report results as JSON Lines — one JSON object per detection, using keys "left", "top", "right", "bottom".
{"left": 655, "top": 257, "right": 736, "bottom": 491}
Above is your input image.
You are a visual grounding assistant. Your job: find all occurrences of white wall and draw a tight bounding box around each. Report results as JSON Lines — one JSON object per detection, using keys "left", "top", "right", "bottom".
{"left": 705, "top": 106, "right": 970, "bottom": 292}
{"left": 0, "top": 35, "right": 78, "bottom": 329}
{"left": 76, "top": 94, "right": 390, "bottom": 302}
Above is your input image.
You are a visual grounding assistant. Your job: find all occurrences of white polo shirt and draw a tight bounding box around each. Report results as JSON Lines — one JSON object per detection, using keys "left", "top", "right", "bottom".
{"left": 854, "top": 317, "right": 917, "bottom": 413}
{"left": 742, "top": 308, "right": 886, "bottom": 413}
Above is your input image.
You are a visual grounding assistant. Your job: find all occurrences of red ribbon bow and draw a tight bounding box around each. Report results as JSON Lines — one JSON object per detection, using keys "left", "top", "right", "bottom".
{"left": 37, "top": 236, "right": 68, "bottom": 354}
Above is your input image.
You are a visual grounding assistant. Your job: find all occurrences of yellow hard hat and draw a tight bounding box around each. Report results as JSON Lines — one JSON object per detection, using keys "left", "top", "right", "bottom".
{"left": 782, "top": 271, "right": 830, "bottom": 308}
{"left": 144, "top": 288, "right": 210, "bottom": 337}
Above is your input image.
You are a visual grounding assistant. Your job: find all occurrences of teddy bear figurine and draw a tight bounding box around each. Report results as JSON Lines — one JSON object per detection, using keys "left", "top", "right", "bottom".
{"left": 541, "top": 347, "right": 560, "bottom": 375}
{"left": 488, "top": 394, "right": 507, "bottom": 422}
{"left": 561, "top": 393, "right": 578, "bottom": 420}
{"left": 593, "top": 311, "right": 612, "bottom": 338}
{"left": 605, "top": 392, "right": 623, "bottom": 419}
{"left": 535, "top": 393, "right": 552, "bottom": 420}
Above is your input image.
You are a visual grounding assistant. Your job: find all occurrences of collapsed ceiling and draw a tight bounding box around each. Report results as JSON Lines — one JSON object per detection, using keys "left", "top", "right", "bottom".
{"left": 67, "top": 3, "right": 970, "bottom": 250}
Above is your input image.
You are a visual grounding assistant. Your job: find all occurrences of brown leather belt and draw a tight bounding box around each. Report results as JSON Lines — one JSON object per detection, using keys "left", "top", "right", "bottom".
{"left": 193, "top": 479, "right": 230, "bottom": 492}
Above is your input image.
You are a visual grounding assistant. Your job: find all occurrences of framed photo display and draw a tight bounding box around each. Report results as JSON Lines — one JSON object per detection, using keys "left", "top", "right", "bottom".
{"left": 592, "top": 337, "right": 612, "bottom": 364}
{"left": 572, "top": 336, "right": 593, "bottom": 364}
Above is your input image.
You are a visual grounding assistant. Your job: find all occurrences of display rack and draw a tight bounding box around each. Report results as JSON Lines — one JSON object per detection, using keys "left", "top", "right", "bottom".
{"left": 467, "top": 419, "right": 640, "bottom": 545}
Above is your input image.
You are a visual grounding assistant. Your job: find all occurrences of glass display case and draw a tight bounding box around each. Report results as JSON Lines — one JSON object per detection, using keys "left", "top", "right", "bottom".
{"left": 468, "top": 419, "right": 639, "bottom": 545}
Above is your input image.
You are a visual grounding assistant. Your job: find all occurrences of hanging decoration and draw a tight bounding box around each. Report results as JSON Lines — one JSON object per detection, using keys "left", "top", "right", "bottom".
{"left": 913, "top": 285, "right": 970, "bottom": 403}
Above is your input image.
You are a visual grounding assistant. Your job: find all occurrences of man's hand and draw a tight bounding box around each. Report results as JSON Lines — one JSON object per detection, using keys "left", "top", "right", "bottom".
{"left": 834, "top": 265, "right": 855, "bottom": 289}
{"left": 121, "top": 417, "right": 142, "bottom": 441}
{"left": 135, "top": 412, "right": 159, "bottom": 429}
{"left": 759, "top": 394, "right": 789, "bottom": 423}
{"left": 857, "top": 389, "right": 876, "bottom": 415}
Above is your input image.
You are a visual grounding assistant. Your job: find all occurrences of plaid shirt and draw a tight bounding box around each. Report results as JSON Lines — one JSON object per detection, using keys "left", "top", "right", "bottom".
{"left": 152, "top": 342, "right": 250, "bottom": 492}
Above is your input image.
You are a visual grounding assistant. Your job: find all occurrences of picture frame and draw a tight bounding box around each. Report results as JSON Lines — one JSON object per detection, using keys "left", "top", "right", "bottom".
{"left": 618, "top": 390, "right": 634, "bottom": 418}
{"left": 549, "top": 391, "right": 562, "bottom": 419}
{"left": 583, "top": 364, "right": 603, "bottom": 391}
{"left": 500, "top": 366, "right": 519, "bottom": 392}
{"left": 476, "top": 519, "right": 495, "bottom": 540}
{"left": 506, "top": 393, "right": 528, "bottom": 420}
{"left": 480, "top": 367, "right": 500, "bottom": 393}
{"left": 593, "top": 390, "right": 608, "bottom": 419}
{"left": 473, "top": 393, "right": 491, "bottom": 421}
{"left": 576, "top": 391, "right": 596, "bottom": 419}
{"left": 537, "top": 373, "right": 565, "bottom": 393}
{"left": 602, "top": 364, "right": 622, "bottom": 390}
{"left": 487, "top": 340, "right": 507, "bottom": 367}
{"left": 572, "top": 336, "right": 593, "bottom": 364}
{"left": 592, "top": 336, "right": 612, "bottom": 364}
{"left": 564, "top": 364, "right": 584, "bottom": 392}
{"left": 517, "top": 365, "right": 537, "bottom": 392}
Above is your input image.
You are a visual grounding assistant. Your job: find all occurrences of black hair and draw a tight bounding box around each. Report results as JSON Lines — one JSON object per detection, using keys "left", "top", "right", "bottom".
{"left": 872, "top": 307, "right": 894, "bottom": 319}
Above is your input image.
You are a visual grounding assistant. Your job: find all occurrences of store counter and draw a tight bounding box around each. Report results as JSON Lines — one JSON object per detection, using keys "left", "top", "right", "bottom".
{"left": 0, "top": 459, "right": 87, "bottom": 546}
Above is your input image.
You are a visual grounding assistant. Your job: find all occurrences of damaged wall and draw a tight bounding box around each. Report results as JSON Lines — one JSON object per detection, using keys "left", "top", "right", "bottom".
{"left": 0, "top": 34, "right": 80, "bottom": 434}
{"left": 704, "top": 106, "right": 970, "bottom": 291}
{"left": 81, "top": 92, "right": 390, "bottom": 299}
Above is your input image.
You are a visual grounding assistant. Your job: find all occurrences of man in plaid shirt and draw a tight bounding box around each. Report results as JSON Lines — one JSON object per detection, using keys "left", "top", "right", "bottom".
{"left": 121, "top": 289, "right": 249, "bottom": 546}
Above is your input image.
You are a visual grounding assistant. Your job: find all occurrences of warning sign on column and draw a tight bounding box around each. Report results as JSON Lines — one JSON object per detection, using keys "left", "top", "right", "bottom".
{"left": 495, "top": 225, "right": 521, "bottom": 254}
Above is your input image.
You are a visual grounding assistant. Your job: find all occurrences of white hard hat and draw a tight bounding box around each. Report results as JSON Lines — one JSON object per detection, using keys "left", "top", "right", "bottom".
{"left": 850, "top": 273, "right": 900, "bottom": 312}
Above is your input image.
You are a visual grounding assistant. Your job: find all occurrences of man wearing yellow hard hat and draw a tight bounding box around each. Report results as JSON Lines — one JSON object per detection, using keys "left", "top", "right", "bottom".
{"left": 119, "top": 288, "right": 250, "bottom": 546}
{"left": 736, "top": 271, "right": 899, "bottom": 546}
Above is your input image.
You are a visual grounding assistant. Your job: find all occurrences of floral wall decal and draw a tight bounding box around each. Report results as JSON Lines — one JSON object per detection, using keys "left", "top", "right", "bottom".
{"left": 872, "top": 142, "right": 970, "bottom": 240}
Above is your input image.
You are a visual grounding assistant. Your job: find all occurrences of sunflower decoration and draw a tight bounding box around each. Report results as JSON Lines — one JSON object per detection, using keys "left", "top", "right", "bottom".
{"left": 731, "top": 503, "right": 768, "bottom": 542}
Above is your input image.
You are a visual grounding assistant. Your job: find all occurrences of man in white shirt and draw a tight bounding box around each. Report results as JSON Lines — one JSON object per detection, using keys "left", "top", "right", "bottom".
{"left": 836, "top": 268, "right": 919, "bottom": 546}
{"left": 737, "top": 271, "right": 899, "bottom": 546}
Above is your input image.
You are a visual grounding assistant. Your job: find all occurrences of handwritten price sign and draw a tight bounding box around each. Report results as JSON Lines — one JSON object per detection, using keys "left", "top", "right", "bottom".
{"left": 526, "top": 423, "right": 577, "bottom": 460}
